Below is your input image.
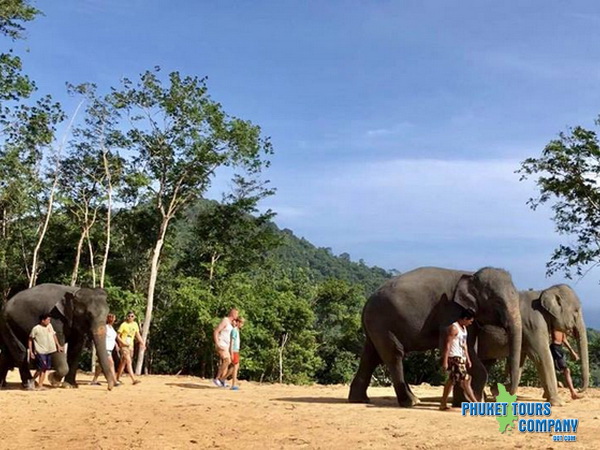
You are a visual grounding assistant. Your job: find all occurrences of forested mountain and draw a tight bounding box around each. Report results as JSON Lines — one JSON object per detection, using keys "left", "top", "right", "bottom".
{"left": 269, "top": 228, "right": 394, "bottom": 296}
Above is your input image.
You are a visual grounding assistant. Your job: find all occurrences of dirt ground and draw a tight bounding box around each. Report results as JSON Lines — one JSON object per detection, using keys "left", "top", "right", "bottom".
{"left": 0, "top": 372, "right": 598, "bottom": 449}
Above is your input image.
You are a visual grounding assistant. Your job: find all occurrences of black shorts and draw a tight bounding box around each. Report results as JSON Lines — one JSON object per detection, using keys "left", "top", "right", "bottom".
{"left": 550, "top": 343, "right": 567, "bottom": 371}
{"left": 35, "top": 353, "right": 52, "bottom": 371}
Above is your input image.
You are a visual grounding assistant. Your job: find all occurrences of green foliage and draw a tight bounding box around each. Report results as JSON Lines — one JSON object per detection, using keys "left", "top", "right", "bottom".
{"left": 519, "top": 121, "right": 600, "bottom": 278}
{"left": 0, "top": 0, "right": 38, "bottom": 40}
{"left": 313, "top": 279, "right": 364, "bottom": 384}
{"left": 270, "top": 228, "right": 393, "bottom": 295}
{"left": 404, "top": 350, "right": 446, "bottom": 386}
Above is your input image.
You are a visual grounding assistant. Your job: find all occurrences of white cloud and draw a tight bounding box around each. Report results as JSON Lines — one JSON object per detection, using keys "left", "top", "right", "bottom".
{"left": 271, "top": 157, "right": 554, "bottom": 242}
{"left": 365, "top": 122, "right": 414, "bottom": 137}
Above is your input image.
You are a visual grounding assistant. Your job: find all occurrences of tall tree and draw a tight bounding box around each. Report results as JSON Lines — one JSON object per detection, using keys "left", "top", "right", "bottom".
{"left": 111, "top": 69, "right": 273, "bottom": 374}
{"left": 64, "top": 84, "right": 124, "bottom": 287}
{"left": 519, "top": 122, "right": 600, "bottom": 278}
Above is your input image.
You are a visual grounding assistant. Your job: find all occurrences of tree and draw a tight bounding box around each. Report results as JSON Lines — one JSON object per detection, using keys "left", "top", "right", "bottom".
{"left": 519, "top": 122, "right": 600, "bottom": 278}
{"left": 0, "top": 0, "right": 38, "bottom": 106}
{"left": 313, "top": 279, "right": 364, "bottom": 384}
{"left": 176, "top": 180, "right": 279, "bottom": 285}
{"left": 111, "top": 68, "right": 273, "bottom": 374}
{"left": 62, "top": 84, "right": 124, "bottom": 287}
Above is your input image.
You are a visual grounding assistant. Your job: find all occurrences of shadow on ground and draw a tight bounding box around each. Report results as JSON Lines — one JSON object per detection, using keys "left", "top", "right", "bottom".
{"left": 166, "top": 383, "right": 213, "bottom": 390}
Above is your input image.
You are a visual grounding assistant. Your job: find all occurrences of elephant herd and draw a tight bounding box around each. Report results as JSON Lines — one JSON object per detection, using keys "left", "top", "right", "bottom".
{"left": 348, "top": 266, "right": 589, "bottom": 407}
{"left": 0, "top": 268, "right": 589, "bottom": 407}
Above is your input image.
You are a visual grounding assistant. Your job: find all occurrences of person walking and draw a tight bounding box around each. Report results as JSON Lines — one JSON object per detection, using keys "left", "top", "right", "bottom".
{"left": 440, "top": 309, "right": 478, "bottom": 410}
{"left": 229, "top": 317, "right": 244, "bottom": 391}
{"left": 28, "top": 314, "right": 63, "bottom": 389}
{"left": 116, "top": 311, "right": 145, "bottom": 385}
{"left": 90, "top": 314, "right": 119, "bottom": 386}
{"left": 213, "top": 308, "right": 238, "bottom": 387}
{"left": 550, "top": 329, "right": 582, "bottom": 400}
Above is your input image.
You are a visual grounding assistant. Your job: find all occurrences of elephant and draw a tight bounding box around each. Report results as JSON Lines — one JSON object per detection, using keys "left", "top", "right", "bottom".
{"left": 0, "top": 284, "right": 115, "bottom": 390}
{"left": 477, "top": 284, "right": 589, "bottom": 405}
{"left": 348, "top": 266, "right": 522, "bottom": 407}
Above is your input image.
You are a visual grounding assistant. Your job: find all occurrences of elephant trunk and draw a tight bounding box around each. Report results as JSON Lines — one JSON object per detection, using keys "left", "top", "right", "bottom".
{"left": 575, "top": 314, "right": 589, "bottom": 392}
{"left": 506, "top": 309, "right": 523, "bottom": 395}
{"left": 92, "top": 322, "right": 115, "bottom": 390}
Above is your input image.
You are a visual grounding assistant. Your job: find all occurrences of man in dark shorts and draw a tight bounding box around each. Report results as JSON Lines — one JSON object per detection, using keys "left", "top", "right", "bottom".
{"left": 550, "top": 329, "right": 581, "bottom": 400}
{"left": 28, "top": 314, "right": 63, "bottom": 389}
{"left": 440, "top": 309, "right": 478, "bottom": 410}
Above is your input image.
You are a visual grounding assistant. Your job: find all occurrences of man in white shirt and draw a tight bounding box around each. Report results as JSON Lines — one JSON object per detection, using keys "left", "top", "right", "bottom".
{"left": 28, "top": 314, "right": 63, "bottom": 389}
{"left": 212, "top": 308, "right": 238, "bottom": 387}
{"left": 440, "top": 309, "right": 477, "bottom": 410}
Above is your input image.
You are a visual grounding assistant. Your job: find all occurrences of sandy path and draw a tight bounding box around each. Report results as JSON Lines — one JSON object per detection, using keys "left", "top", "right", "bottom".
{"left": 0, "top": 372, "right": 598, "bottom": 449}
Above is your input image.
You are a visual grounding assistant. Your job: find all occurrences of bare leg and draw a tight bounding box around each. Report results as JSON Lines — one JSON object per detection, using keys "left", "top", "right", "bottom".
{"left": 38, "top": 370, "right": 47, "bottom": 389}
{"left": 216, "top": 349, "right": 230, "bottom": 382}
{"left": 440, "top": 378, "right": 454, "bottom": 410}
{"left": 231, "top": 363, "right": 239, "bottom": 388}
{"left": 125, "top": 355, "right": 137, "bottom": 384}
{"left": 563, "top": 368, "right": 581, "bottom": 400}
{"left": 461, "top": 378, "right": 478, "bottom": 402}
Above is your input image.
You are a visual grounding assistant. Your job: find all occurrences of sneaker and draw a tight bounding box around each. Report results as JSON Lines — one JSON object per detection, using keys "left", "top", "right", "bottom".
{"left": 221, "top": 382, "right": 230, "bottom": 388}
{"left": 115, "top": 381, "right": 122, "bottom": 387}
{"left": 231, "top": 386, "right": 240, "bottom": 391}
{"left": 133, "top": 379, "right": 141, "bottom": 385}
{"left": 90, "top": 381, "right": 101, "bottom": 386}
{"left": 212, "top": 379, "right": 223, "bottom": 387}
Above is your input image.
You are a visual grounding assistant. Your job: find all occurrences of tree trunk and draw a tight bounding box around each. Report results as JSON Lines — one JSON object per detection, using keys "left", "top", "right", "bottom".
{"left": 86, "top": 229, "right": 97, "bottom": 288}
{"left": 29, "top": 98, "right": 84, "bottom": 288}
{"left": 70, "top": 229, "right": 86, "bottom": 286}
{"left": 134, "top": 217, "right": 170, "bottom": 375}
{"left": 99, "top": 149, "right": 112, "bottom": 289}
{"left": 29, "top": 176, "right": 58, "bottom": 287}
{"left": 278, "top": 332, "right": 289, "bottom": 384}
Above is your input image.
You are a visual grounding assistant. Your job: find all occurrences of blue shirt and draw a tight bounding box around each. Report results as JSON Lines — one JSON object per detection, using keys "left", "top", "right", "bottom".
{"left": 231, "top": 327, "right": 240, "bottom": 352}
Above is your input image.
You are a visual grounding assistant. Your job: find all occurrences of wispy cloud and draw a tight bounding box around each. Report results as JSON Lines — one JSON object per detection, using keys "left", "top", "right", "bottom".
{"left": 365, "top": 121, "right": 414, "bottom": 138}
{"left": 473, "top": 51, "right": 600, "bottom": 81}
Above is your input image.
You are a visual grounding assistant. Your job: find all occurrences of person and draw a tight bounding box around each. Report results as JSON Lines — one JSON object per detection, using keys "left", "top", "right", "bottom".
{"left": 116, "top": 311, "right": 145, "bottom": 385}
{"left": 550, "top": 329, "right": 581, "bottom": 400}
{"left": 28, "top": 314, "right": 63, "bottom": 390}
{"left": 440, "top": 309, "right": 478, "bottom": 410}
{"left": 213, "top": 308, "right": 238, "bottom": 387}
{"left": 229, "top": 317, "right": 244, "bottom": 391}
{"left": 90, "top": 314, "right": 119, "bottom": 386}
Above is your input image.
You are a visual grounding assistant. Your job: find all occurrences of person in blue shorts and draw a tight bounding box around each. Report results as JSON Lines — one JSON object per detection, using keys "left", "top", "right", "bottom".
{"left": 28, "top": 314, "right": 63, "bottom": 389}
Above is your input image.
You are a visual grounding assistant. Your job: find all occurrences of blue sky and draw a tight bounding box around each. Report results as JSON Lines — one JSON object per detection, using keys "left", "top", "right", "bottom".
{"left": 12, "top": 0, "right": 600, "bottom": 326}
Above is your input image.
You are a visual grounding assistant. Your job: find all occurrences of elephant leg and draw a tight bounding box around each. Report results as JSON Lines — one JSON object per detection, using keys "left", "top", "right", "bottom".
{"left": 379, "top": 339, "right": 418, "bottom": 408}
{"left": 349, "top": 335, "right": 381, "bottom": 403}
{"left": 387, "top": 354, "right": 418, "bottom": 407}
{"left": 49, "top": 350, "right": 69, "bottom": 387}
{"left": 0, "top": 353, "right": 12, "bottom": 387}
{"left": 528, "top": 342, "right": 562, "bottom": 406}
{"left": 63, "top": 338, "right": 85, "bottom": 387}
{"left": 482, "top": 359, "right": 498, "bottom": 397}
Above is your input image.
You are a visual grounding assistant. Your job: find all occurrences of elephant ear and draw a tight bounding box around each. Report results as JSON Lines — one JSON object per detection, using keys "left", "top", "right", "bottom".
{"left": 55, "top": 291, "right": 75, "bottom": 327}
{"left": 540, "top": 289, "right": 562, "bottom": 320}
{"left": 452, "top": 274, "right": 478, "bottom": 313}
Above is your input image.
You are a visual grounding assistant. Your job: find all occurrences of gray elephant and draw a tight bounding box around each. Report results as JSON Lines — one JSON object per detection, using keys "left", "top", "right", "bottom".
{"left": 0, "top": 284, "right": 115, "bottom": 390}
{"left": 348, "top": 267, "right": 522, "bottom": 407}
{"left": 478, "top": 284, "right": 589, "bottom": 405}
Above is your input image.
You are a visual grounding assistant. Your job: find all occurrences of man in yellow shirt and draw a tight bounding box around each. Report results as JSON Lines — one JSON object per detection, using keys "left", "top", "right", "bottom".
{"left": 116, "top": 311, "right": 145, "bottom": 385}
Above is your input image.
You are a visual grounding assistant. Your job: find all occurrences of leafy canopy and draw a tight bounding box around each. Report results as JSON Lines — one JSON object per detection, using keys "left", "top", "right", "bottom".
{"left": 519, "top": 121, "right": 600, "bottom": 278}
